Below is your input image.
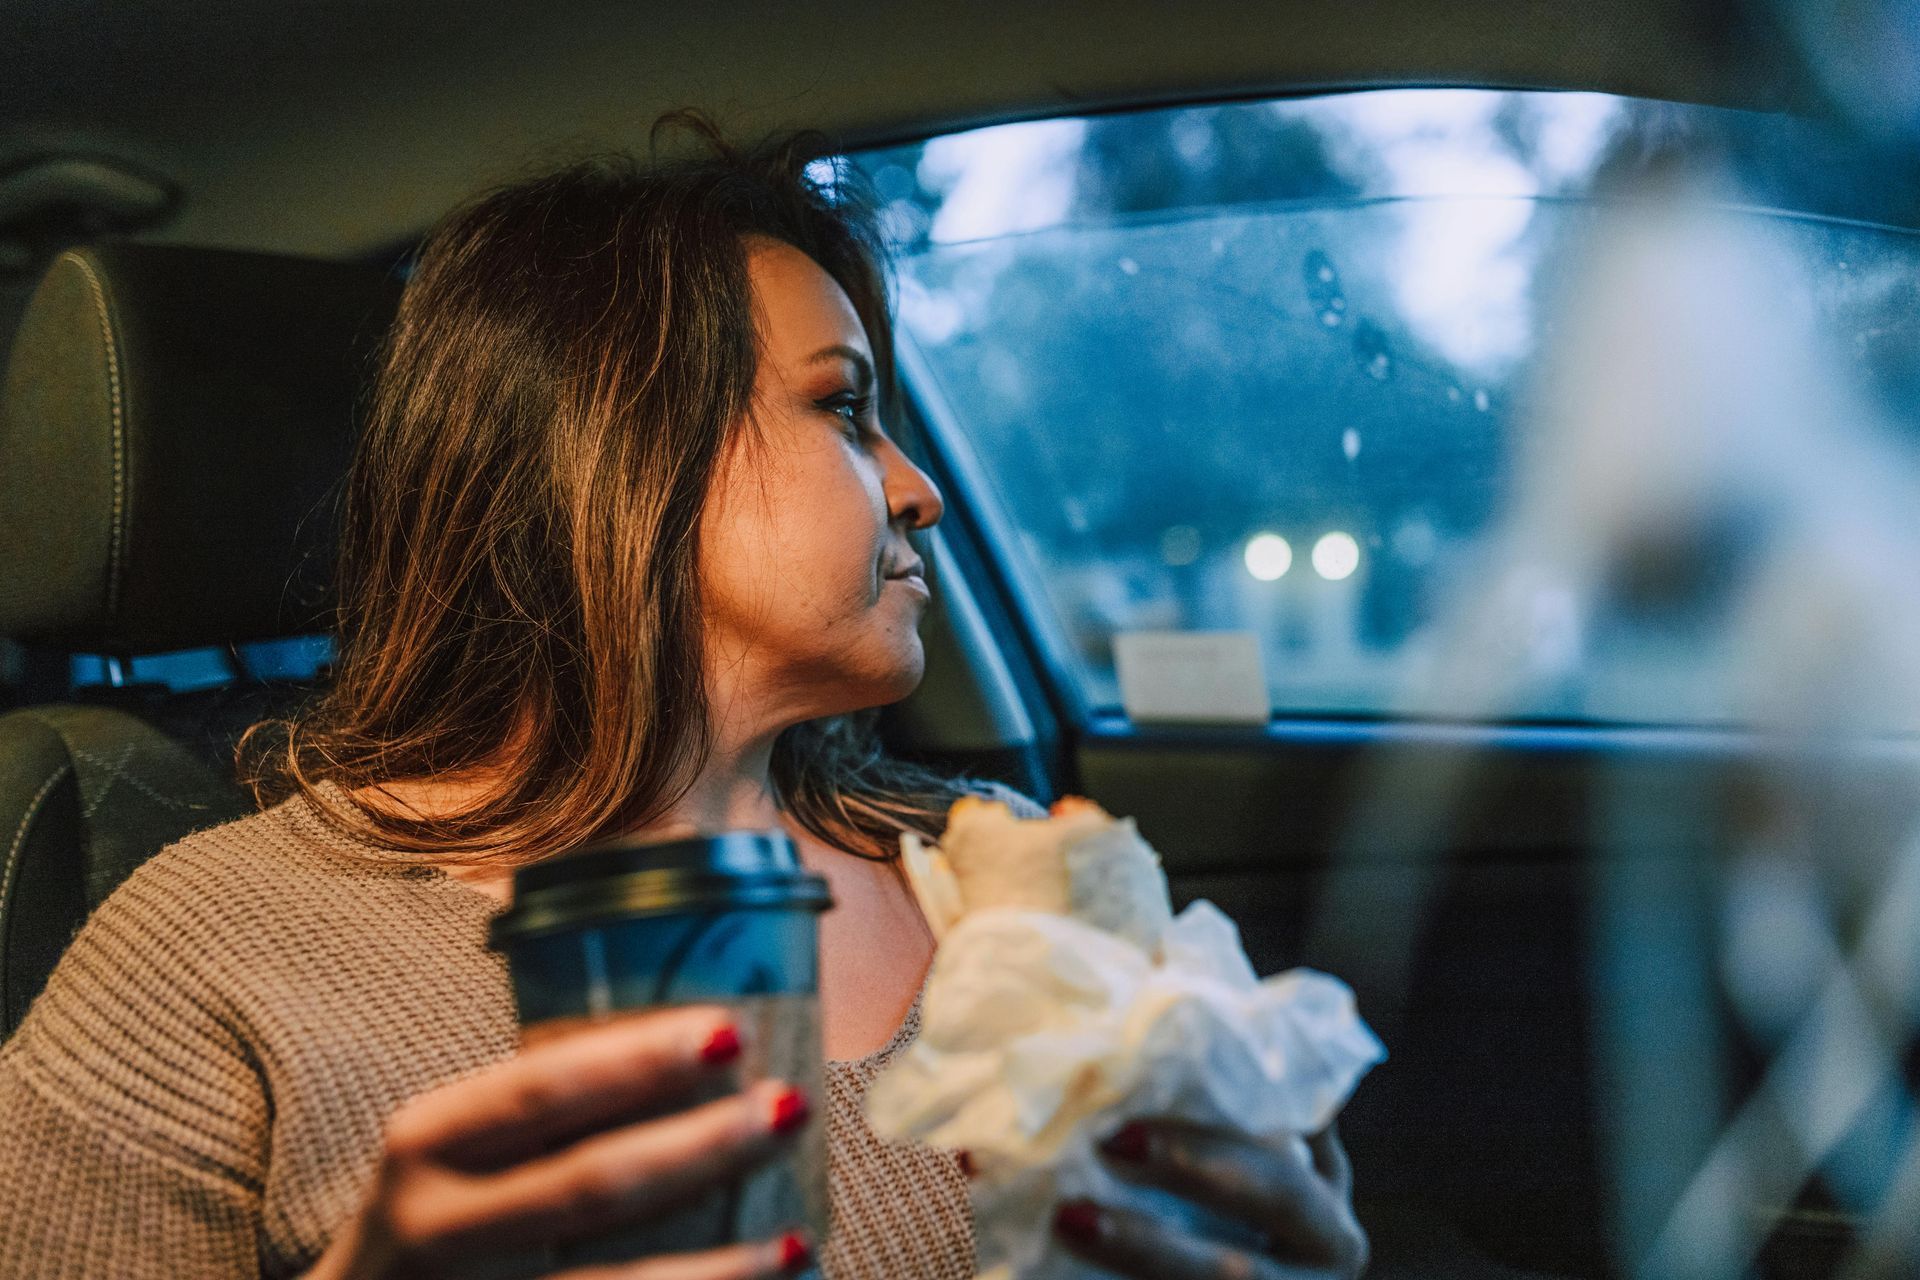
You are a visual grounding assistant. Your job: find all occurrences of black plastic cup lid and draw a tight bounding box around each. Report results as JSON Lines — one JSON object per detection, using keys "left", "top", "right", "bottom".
{"left": 491, "top": 830, "right": 833, "bottom": 946}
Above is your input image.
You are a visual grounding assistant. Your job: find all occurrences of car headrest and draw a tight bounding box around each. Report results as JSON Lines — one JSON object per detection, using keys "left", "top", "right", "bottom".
{"left": 0, "top": 244, "right": 401, "bottom": 653}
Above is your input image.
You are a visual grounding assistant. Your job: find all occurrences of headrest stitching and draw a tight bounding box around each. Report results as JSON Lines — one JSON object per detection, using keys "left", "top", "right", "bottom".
{"left": 67, "top": 740, "right": 206, "bottom": 816}
{"left": 59, "top": 253, "right": 128, "bottom": 628}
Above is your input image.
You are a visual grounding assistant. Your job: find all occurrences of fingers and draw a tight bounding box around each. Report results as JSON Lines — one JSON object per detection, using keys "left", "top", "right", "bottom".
{"left": 388, "top": 1005, "right": 741, "bottom": 1168}
{"left": 1305, "top": 1125, "right": 1351, "bottom": 1197}
{"left": 1051, "top": 1198, "right": 1317, "bottom": 1280}
{"left": 551, "top": 1229, "right": 814, "bottom": 1280}
{"left": 1095, "top": 1119, "right": 1365, "bottom": 1272}
{"left": 386, "top": 1078, "right": 810, "bottom": 1257}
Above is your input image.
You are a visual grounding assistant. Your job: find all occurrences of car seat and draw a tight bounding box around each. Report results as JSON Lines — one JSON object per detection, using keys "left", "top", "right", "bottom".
{"left": 0, "top": 244, "right": 401, "bottom": 1036}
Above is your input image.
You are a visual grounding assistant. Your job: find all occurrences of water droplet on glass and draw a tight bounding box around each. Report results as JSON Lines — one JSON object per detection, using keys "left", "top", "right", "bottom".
{"left": 1473, "top": 388, "right": 1491, "bottom": 412}
{"left": 880, "top": 199, "right": 930, "bottom": 245}
{"left": 1353, "top": 320, "right": 1393, "bottom": 381}
{"left": 1118, "top": 257, "right": 1140, "bottom": 276}
{"left": 1159, "top": 524, "right": 1202, "bottom": 567}
{"left": 1171, "top": 114, "right": 1214, "bottom": 163}
{"left": 1447, "top": 385, "right": 1464, "bottom": 404}
{"left": 1304, "top": 250, "right": 1346, "bottom": 328}
{"left": 1392, "top": 515, "right": 1438, "bottom": 566}
{"left": 1342, "top": 428, "right": 1361, "bottom": 460}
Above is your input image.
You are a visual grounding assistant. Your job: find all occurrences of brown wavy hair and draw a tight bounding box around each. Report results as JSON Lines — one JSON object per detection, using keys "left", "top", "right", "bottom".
{"left": 242, "top": 118, "right": 982, "bottom": 863}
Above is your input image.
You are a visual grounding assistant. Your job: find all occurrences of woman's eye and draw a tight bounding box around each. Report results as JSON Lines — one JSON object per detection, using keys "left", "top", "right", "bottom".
{"left": 821, "top": 393, "right": 874, "bottom": 440}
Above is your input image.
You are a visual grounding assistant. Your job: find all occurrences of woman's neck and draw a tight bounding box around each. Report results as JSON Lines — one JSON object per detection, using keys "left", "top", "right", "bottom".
{"left": 625, "top": 733, "right": 783, "bottom": 841}
{"left": 640, "top": 658, "right": 835, "bottom": 839}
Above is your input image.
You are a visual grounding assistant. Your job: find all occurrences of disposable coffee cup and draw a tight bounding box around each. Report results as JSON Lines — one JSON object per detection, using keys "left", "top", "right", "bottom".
{"left": 490, "top": 830, "right": 834, "bottom": 1271}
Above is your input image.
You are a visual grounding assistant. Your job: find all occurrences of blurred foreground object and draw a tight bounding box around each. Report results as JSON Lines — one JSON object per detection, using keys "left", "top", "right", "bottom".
{"left": 1315, "top": 143, "right": 1920, "bottom": 1274}
{"left": 1500, "top": 176, "right": 1920, "bottom": 1280}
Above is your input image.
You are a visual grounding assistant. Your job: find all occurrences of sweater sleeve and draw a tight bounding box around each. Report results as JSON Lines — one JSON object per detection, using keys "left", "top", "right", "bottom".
{"left": 0, "top": 850, "right": 268, "bottom": 1279}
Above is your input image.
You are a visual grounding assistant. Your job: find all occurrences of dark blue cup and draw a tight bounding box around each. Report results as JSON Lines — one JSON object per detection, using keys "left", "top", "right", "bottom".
{"left": 491, "top": 831, "right": 834, "bottom": 1271}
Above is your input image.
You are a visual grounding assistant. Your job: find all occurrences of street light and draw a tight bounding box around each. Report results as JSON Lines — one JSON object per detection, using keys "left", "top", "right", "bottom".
{"left": 1312, "top": 531, "right": 1361, "bottom": 580}
{"left": 1243, "top": 532, "right": 1293, "bottom": 581}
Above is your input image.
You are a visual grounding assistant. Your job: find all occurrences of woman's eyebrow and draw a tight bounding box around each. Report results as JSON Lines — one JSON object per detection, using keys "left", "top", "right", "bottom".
{"left": 806, "top": 344, "right": 874, "bottom": 390}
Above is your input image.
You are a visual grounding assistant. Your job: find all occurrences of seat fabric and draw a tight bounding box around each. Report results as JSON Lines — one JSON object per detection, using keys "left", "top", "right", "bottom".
{"left": 0, "top": 701, "right": 261, "bottom": 1034}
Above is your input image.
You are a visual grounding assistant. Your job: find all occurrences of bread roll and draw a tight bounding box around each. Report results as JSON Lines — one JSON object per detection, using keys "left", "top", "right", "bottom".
{"left": 903, "top": 795, "right": 1174, "bottom": 956}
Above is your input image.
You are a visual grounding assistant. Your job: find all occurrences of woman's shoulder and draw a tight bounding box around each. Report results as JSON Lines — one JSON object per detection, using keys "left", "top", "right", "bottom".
{"left": 0, "top": 802, "right": 327, "bottom": 1180}
{"left": 94, "top": 789, "right": 479, "bottom": 947}
{"left": 37, "top": 797, "right": 354, "bottom": 987}
{"left": 14, "top": 790, "right": 503, "bottom": 1066}
{"left": 2, "top": 790, "right": 518, "bottom": 1253}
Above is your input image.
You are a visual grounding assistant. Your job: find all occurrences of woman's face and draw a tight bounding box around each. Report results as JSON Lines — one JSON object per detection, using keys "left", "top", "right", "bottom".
{"left": 698, "top": 237, "right": 945, "bottom": 727}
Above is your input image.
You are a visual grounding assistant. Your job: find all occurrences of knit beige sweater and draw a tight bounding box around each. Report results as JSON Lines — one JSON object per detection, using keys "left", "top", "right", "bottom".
{"left": 0, "top": 783, "right": 1042, "bottom": 1279}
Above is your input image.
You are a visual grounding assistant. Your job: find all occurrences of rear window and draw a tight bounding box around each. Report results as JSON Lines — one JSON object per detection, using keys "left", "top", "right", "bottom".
{"left": 856, "top": 91, "right": 1920, "bottom": 727}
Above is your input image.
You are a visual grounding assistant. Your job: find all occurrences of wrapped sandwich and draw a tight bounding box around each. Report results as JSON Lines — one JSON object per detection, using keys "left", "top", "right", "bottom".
{"left": 870, "top": 795, "right": 1384, "bottom": 1280}
{"left": 899, "top": 795, "right": 1173, "bottom": 954}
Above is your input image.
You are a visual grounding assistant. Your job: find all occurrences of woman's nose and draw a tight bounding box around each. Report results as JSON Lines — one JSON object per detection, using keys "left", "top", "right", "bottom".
{"left": 883, "top": 440, "right": 945, "bottom": 530}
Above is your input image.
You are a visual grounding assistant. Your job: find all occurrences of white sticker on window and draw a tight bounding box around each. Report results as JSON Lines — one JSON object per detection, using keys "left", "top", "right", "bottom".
{"left": 1112, "top": 631, "right": 1270, "bottom": 725}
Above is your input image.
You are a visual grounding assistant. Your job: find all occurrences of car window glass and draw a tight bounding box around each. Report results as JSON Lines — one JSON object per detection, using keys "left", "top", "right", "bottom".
{"left": 70, "top": 634, "right": 334, "bottom": 691}
{"left": 855, "top": 89, "right": 1920, "bottom": 726}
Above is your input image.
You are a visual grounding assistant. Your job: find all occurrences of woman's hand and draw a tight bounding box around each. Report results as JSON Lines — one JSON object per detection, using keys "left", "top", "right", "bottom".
{"left": 304, "top": 1004, "right": 816, "bottom": 1280}
{"left": 1050, "top": 1119, "right": 1368, "bottom": 1280}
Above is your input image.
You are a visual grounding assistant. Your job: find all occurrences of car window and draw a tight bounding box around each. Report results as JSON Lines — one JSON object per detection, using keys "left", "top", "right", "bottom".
{"left": 69, "top": 635, "right": 334, "bottom": 691}
{"left": 855, "top": 90, "right": 1920, "bottom": 728}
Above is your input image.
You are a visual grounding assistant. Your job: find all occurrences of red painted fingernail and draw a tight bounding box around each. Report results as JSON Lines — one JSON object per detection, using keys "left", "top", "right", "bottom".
{"left": 1099, "top": 1121, "right": 1151, "bottom": 1163}
{"left": 771, "top": 1085, "right": 811, "bottom": 1135}
{"left": 700, "top": 1024, "right": 742, "bottom": 1066}
{"left": 778, "top": 1230, "right": 813, "bottom": 1272}
{"left": 1052, "top": 1199, "right": 1103, "bottom": 1246}
{"left": 956, "top": 1148, "right": 977, "bottom": 1178}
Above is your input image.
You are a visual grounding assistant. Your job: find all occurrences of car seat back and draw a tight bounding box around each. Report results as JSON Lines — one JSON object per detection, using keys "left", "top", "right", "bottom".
{"left": 0, "top": 244, "right": 400, "bottom": 1036}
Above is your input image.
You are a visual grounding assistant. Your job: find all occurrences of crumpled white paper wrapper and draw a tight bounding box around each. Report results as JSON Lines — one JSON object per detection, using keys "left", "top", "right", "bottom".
{"left": 866, "top": 894, "right": 1385, "bottom": 1280}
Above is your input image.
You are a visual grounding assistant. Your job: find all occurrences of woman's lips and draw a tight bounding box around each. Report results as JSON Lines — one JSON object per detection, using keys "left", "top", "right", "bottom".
{"left": 884, "top": 555, "right": 926, "bottom": 579}
{"left": 881, "top": 547, "right": 927, "bottom": 602}
{"left": 883, "top": 552, "right": 927, "bottom": 590}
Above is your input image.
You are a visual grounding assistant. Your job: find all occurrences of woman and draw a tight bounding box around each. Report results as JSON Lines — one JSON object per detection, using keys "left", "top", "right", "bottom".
{"left": 0, "top": 124, "right": 1367, "bottom": 1280}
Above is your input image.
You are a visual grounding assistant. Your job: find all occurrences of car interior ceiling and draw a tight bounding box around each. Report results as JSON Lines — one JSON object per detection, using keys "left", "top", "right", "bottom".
{"left": 0, "top": 5, "right": 1887, "bottom": 1280}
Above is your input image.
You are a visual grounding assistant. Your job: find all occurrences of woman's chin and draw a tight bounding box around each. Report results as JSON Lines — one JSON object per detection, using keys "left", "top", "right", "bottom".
{"left": 817, "top": 645, "right": 926, "bottom": 716}
{"left": 880, "top": 654, "right": 927, "bottom": 705}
